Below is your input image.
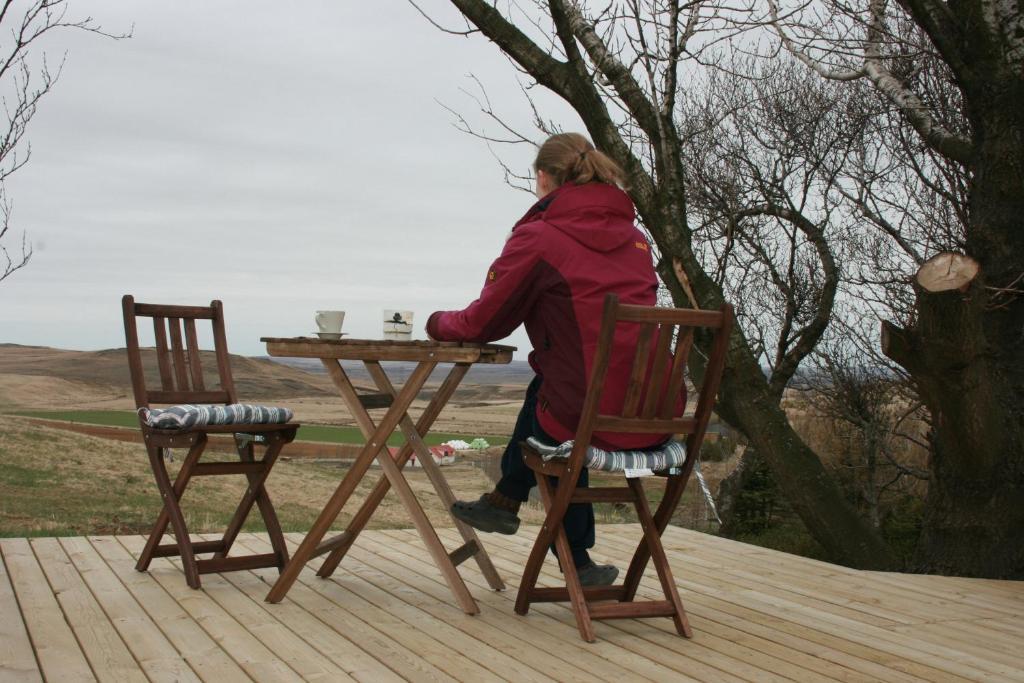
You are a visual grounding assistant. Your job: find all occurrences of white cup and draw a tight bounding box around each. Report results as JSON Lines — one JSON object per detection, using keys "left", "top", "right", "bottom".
{"left": 383, "top": 310, "right": 414, "bottom": 340}
{"left": 315, "top": 310, "right": 345, "bottom": 334}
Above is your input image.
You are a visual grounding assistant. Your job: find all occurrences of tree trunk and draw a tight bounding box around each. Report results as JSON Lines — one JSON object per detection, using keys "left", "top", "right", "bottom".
{"left": 882, "top": 95, "right": 1024, "bottom": 578}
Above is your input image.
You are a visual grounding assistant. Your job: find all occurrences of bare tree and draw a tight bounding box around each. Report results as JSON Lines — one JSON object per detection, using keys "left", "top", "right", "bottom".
{"left": 766, "top": 0, "right": 1024, "bottom": 577}
{"left": 797, "top": 336, "right": 929, "bottom": 530}
{"left": 0, "top": 0, "right": 126, "bottom": 284}
{"left": 436, "top": 0, "right": 898, "bottom": 569}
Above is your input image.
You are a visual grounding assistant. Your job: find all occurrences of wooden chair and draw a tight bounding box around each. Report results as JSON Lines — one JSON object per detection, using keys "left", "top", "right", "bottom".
{"left": 122, "top": 295, "right": 299, "bottom": 588}
{"left": 516, "top": 293, "right": 733, "bottom": 642}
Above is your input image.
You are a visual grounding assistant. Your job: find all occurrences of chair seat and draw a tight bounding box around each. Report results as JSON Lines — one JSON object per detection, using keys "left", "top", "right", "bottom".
{"left": 139, "top": 404, "right": 294, "bottom": 430}
{"left": 525, "top": 436, "right": 687, "bottom": 472}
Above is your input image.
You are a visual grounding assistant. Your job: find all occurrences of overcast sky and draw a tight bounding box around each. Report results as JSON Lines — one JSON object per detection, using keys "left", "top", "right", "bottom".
{"left": 1, "top": 1, "right": 582, "bottom": 358}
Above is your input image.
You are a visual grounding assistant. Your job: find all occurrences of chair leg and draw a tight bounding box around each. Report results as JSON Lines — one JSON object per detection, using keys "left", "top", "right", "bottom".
{"left": 551, "top": 516, "right": 596, "bottom": 642}
{"left": 215, "top": 433, "right": 290, "bottom": 570}
{"left": 138, "top": 440, "right": 204, "bottom": 588}
{"left": 514, "top": 473, "right": 555, "bottom": 617}
{"left": 627, "top": 477, "right": 692, "bottom": 638}
{"left": 515, "top": 473, "right": 597, "bottom": 642}
{"left": 621, "top": 470, "right": 690, "bottom": 601}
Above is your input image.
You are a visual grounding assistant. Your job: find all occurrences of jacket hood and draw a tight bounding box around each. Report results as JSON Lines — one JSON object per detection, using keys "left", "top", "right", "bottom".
{"left": 514, "top": 182, "right": 638, "bottom": 253}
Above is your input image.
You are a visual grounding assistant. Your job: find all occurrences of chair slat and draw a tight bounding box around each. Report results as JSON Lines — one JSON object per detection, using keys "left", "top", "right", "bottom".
{"left": 135, "top": 303, "right": 216, "bottom": 319}
{"left": 152, "top": 317, "right": 175, "bottom": 390}
{"left": 594, "top": 415, "right": 697, "bottom": 434}
{"left": 622, "top": 323, "right": 654, "bottom": 418}
{"left": 661, "top": 328, "right": 693, "bottom": 419}
{"left": 184, "top": 319, "right": 205, "bottom": 390}
{"left": 211, "top": 301, "right": 238, "bottom": 404}
{"left": 616, "top": 304, "right": 725, "bottom": 326}
{"left": 640, "top": 324, "right": 674, "bottom": 419}
{"left": 146, "top": 390, "right": 231, "bottom": 405}
{"left": 168, "top": 317, "right": 191, "bottom": 391}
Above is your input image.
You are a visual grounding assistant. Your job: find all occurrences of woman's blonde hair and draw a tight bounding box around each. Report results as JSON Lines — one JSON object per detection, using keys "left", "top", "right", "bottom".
{"left": 534, "top": 132, "right": 625, "bottom": 188}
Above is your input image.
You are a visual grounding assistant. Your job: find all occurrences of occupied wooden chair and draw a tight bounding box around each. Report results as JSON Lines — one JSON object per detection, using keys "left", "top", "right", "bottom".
{"left": 122, "top": 295, "right": 299, "bottom": 588}
{"left": 516, "top": 293, "right": 733, "bottom": 642}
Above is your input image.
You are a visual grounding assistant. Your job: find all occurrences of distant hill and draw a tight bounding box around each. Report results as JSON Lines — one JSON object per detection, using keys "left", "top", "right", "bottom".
{"left": 0, "top": 344, "right": 533, "bottom": 410}
{"left": 0, "top": 344, "right": 336, "bottom": 400}
{"left": 268, "top": 357, "right": 536, "bottom": 386}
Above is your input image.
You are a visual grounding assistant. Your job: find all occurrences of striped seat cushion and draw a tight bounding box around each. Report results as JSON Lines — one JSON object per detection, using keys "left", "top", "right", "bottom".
{"left": 526, "top": 436, "right": 687, "bottom": 473}
{"left": 139, "top": 404, "right": 293, "bottom": 430}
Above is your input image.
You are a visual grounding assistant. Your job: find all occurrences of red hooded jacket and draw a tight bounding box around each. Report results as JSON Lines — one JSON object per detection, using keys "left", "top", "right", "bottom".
{"left": 427, "top": 182, "right": 672, "bottom": 450}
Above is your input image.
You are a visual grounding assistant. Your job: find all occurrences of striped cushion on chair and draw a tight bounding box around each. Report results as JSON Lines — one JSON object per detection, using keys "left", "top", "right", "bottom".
{"left": 139, "top": 404, "right": 293, "bottom": 430}
{"left": 526, "top": 436, "right": 687, "bottom": 473}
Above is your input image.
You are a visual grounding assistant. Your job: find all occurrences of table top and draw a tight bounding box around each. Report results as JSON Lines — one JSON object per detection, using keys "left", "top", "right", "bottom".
{"left": 260, "top": 337, "right": 516, "bottom": 364}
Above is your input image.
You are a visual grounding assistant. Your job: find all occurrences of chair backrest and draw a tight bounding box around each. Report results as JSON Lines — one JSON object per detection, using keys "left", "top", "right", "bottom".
{"left": 571, "top": 293, "right": 733, "bottom": 468}
{"left": 121, "top": 294, "right": 238, "bottom": 410}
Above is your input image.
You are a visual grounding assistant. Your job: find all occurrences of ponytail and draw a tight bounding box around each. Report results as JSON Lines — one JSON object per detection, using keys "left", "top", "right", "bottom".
{"left": 534, "top": 132, "right": 626, "bottom": 188}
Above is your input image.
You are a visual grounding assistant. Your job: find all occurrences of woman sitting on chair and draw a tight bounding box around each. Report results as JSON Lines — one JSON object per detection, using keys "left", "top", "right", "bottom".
{"left": 426, "top": 132, "right": 672, "bottom": 587}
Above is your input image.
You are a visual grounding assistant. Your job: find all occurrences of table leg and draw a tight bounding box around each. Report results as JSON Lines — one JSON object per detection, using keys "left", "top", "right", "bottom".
{"left": 317, "top": 362, "right": 469, "bottom": 577}
{"left": 368, "top": 408, "right": 480, "bottom": 614}
{"left": 264, "top": 360, "right": 434, "bottom": 604}
{"left": 364, "top": 363, "right": 506, "bottom": 591}
{"left": 319, "top": 360, "right": 482, "bottom": 614}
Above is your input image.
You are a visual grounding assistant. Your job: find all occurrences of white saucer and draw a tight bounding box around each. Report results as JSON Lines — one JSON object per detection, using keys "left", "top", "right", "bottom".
{"left": 314, "top": 332, "right": 346, "bottom": 340}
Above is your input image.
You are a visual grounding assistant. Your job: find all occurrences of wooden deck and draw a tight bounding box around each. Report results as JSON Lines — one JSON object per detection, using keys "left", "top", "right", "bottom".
{"left": 2, "top": 525, "right": 1022, "bottom": 682}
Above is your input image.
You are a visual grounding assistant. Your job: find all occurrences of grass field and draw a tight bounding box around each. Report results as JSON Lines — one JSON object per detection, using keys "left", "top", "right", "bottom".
{"left": 0, "top": 415, "right": 718, "bottom": 540}
{"left": 0, "top": 415, "right": 527, "bottom": 538}
{"left": 11, "top": 410, "right": 508, "bottom": 446}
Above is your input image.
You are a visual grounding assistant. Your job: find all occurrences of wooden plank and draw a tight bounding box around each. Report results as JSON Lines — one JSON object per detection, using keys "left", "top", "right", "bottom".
{"left": 242, "top": 534, "right": 553, "bottom": 683}
{"left": 430, "top": 528, "right": 796, "bottom": 683}
{"left": 30, "top": 538, "right": 149, "bottom": 682}
{"left": 6, "top": 528, "right": 1021, "bottom": 683}
{"left": 198, "top": 535, "right": 404, "bottom": 683}
{"left": 666, "top": 530, "right": 1014, "bottom": 627}
{"left": 0, "top": 541, "right": 42, "bottom": 682}
{"left": 241, "top": 534, "right": 477, "bottom": 682}
{"left": 135, "top": 303, "right": 215, "bottom": 319}
{"left": 883, "top": 620, "right": 1024, "bottom": 671}
{"left": 595, "top": 527, "right": 991, "bottom": 682}
{"left": 0, "top": 538, "right": 96, "bottom": 681}
{"left": 537, "top": 526, "right": 959, "bottom": 682}
{"left": 183, "top": 318, "right": 206, "bottom": 391}
{"left": 616, "top": 304, "right": 726, "bottom": 326}
{"left": 56, "top": 537, "right": 201, "bottom": 683}
{"left": 152, "top": 541, "right": 354, "bottom": 682}
{"left": 153, "top": 317, "right": 175, "bottom": 391}
{"left": 117, "top": 536, "right": 304, "bottom": 683}
{"left": 262, "top": 338, "right": 514, "bottom": 364}
{"left": 593, "top": 415, "right": 697, "bottom": 433}
{"left": 146, "top": 390, "right": 231, "bottom": 405}
{"left": 236, "top": 538, "right": 459, "bottom": 683}
{"left": 468, "top": 527, "right": 951, "bottom": 683}
{"left": 348, "top": 533, "right": 685, "bottom": 683}
{"left": 168, "top": 318, "right": 192, "bottom": 392}
{"left": 86, "top": 536, "right": 252, "bottom": 682}
{"left": 432, "top": 527, "right": 808, "bottom": 682}
{"left": 298, "top": 542, "right": 578, "bottom": 683}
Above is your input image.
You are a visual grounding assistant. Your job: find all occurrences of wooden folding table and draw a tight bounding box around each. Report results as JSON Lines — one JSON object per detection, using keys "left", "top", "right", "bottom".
{"left": 260, "top": 337, "right": 514, "bottom": 613}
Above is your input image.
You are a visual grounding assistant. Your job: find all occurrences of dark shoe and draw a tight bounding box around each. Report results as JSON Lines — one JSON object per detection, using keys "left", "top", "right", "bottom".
{"left": 577, "top": 562, "right": 619, "bottom": 587}
{"left": 451, "top": 494, "right": 520, "bottom": 535}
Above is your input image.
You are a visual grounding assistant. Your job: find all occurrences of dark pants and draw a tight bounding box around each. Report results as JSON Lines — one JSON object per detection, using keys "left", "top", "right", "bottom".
{"left": 494, "top": 376, "right": 595, "bottom": 568}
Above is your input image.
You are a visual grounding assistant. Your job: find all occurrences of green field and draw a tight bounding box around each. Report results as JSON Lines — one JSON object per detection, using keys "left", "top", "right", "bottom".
{"left": 11, "top": 410, "right": 507, "bottom": 447}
